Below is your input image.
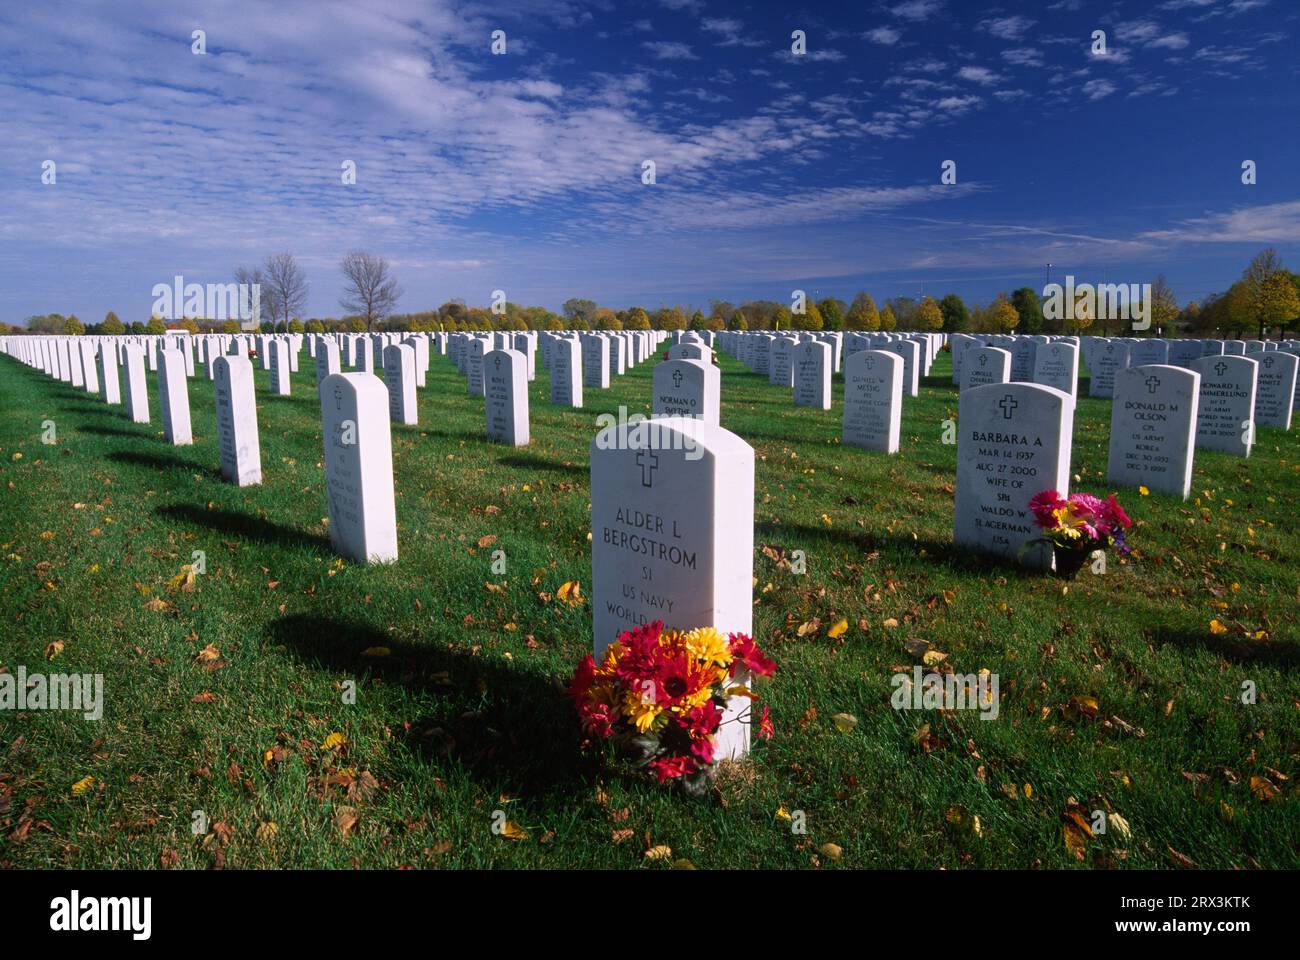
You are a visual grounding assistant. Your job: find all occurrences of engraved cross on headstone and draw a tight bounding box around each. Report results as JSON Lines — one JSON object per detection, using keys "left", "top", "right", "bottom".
{"left": 1000, "top": 394, "right": 1018, "bottom": 419}
{"left": 1145, "top": 375, "right": 1161, "bottom": 394}
{"left": 1215, "top": 361, "right": 1228, "bottom": 376}
{"left": 636, "top": 448, "right": 659, "bottom": 488}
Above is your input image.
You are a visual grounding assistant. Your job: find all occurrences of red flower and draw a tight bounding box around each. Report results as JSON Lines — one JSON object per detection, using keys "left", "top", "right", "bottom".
{"left": 566, "top": 655, "right": 597, "bottom": 704}
{"left": 649, "top": 754, "right": 696, "bottom": 783}
{"left": 577, "top": 701, "right": 615, "bottom": 738}
{"left": 612, "top": 620, "right": 664, "bottom": 684}
{"left": 1104, "top": 494, "right": 1132, "bottom": 530}
{"left": 683, "top": 701, "right": 722, "bottom": 739}
{"left": 757, "top": 704, "right": 775, "bottom": 741}
{"left": 690, "top": 736, "right": 715, "bottom": 765}
{"left": 1029, "top": 489, "right": 1066, "bottom": 529}
{"left": 728, "top": 633, "right": 776, "bottom": 678}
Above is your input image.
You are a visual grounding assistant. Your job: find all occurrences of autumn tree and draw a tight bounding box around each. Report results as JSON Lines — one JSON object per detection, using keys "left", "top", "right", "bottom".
{"left": 914, "top": 296, "right": 944, "bottom": 331}
{"left": 879, "top": 304, "right": 897, "bottom": 331}
{"left": 845, "top": 292, "right": 880, "bottom": 331}
{"left": 1149, "top": 275, "right": 1179, "bottom": 335}
{"left": 102, "top": 310, "right": 124, "bottom": 335}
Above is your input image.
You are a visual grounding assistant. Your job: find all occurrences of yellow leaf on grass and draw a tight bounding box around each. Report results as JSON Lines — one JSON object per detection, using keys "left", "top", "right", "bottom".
{"left": 832, "top": 713, "right": 858, "bottom": 734}
{"left": 256, "top": 821, "right": 278, "bottom": 843}
{"left": 71, "top": 775, "right": 95, "bottom": 796}
{"left": 882, "top": 618, "right": 899, "bottom": 629}
{"left": 500, "top": 820, "right": 528, "bottom": 840}
{"left": 1139, "top": 485, "right": 1149, "bottom": 496}
{"left": 321, "top": 732, "right": 348, "bottom": 751}
{"left": 672, "top": 858, "right": 697, "bottom": 870}
{"left": 194, "top": 644, "right": 221, "bottom": 663}
{"left": 644, "top": 845, "right": 673, "bottom": 860}
{"left": 557, "top": 581, "right": 584, "bottom": 607}
{"left": 1109, "top": 812, "right": 1132, "bottom": 840}
{"left": 827, "top": 619, "right": 848, "bottom": 639}
{"left": 819, "top": 842, "right": 843, "bottom": 861}
{"left": 922, "top": 650, "right": 948, "bottom": 666}
{"left": 1209, "top": 619, "right": 1228, "bottom": 635}
{"left": 45, "top": 640, "right": 65, "bottom": 660}
{"left": 775, "top": 807, "right": 792, "bottom": 821}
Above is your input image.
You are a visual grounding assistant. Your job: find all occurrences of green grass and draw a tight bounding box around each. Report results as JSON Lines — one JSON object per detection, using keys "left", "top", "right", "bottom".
{"left": 1, "top": 346, "right": 1297, "bottom": 870}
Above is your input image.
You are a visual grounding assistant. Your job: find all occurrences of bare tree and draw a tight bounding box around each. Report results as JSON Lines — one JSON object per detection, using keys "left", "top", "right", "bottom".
{"left": 234, "top": 264, "right": 266, "bottom": 330}
{"left": 262, "top": 253, "right": 309, "bottom": 329}
{"left": 339, "top": 251, "right": 403, "bottom": 330}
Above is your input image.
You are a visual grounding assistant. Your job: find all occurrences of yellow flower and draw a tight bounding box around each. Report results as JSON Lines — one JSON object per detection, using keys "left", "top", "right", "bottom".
{"left": 684, "top": 627, "right": 732, "bottom": 669}
{"left": 623, "top": 690, "right": 662, "bottom": 732}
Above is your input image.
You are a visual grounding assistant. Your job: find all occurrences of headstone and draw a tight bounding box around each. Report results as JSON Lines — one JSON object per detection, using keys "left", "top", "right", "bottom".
{"left": 653, "top": 359, "right": 720, "bottom": 426}
{"left": 467, "top": 338, "right": 486, "bottom": 396}
{"left": 1130, "top": 340, "right": 1169, "bottom": 367}
{"left": 550, "top": 338, "right": 583, "bottom": 408}
{"left": 79, "top": 342, "right": 100, "bottom": 393}
{"left": 316, "top": 338, "right": 341, "bottom": 386}
{"left": 961, "top": 347, "right": 1012, "bottom": 392}
{"left": 1032, "top": 341, "right": 1079, "bottom": 399}
{"left": 157, "top": 348, "right": 193, "bottom": 445}
{"left": 97, "top": 343, "right": 122, "bottom": 405}
{"left": 383, "top": 343, "right": 418, "bottom": 425}
{"left": 954, "top": 383, "right": 1074, "bottom": 570}
{"left": 583, "top": 336, "right": 610, "bottom": 389}
{"left": 485, "top": 349, "right": 529, "bottom": 446}
{"left": 1191, "top": 355, "right": 1257, "bottom": 457}
{"left": 1089, "top": 341, "right": 1128, "bottom": 398}
{"left": 123, "top": 344, "right": 150, "bottom": 423}
{"left": 889, "top": 339, "right": 920, "bottom": 397}
{"left": 793, "top": 340, "right": 831, "bottom": 410}
{"left": 842, "top": 350, "right": 903, "bottom": 454}
{"left": 590, "top": 416, "right": 755, "bottom": 760}
{"left": 270, "top": 339, "right": 291, "bottom": 396}
{"left": 1254, "top": 351, "right": 1297, "bottom": 430}
{"left": 214, "top": 355, "right": 262, "bottom": 486}
{"left": 320, "top": 373, "right": 399, "bottom": 563}
{"left": 1009, "top": 339, "right": 1036, "bottom": 383}
{"left": 1107, "top": 364, "right": 1199, "bottom": 499}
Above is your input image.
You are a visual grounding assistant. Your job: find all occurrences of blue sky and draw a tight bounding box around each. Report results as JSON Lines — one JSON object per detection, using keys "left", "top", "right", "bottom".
{"left": 1, "top": 0, "right": 1297, "bottom": 322}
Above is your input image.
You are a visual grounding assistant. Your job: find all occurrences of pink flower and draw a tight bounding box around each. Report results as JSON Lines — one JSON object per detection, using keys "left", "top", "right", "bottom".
{"left": 1029, "top": 490, "right": 1066, "bottom": 529}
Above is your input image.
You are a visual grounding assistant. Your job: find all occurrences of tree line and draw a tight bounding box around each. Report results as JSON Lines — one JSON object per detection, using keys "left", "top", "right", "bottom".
{"left": 13, "top": 247, "right": 1298, "bottom": 340}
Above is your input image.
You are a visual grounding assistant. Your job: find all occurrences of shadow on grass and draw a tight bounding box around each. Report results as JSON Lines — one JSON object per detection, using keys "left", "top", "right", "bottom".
{"left": 156, "top": 503, "right": 330, "bottom": 551}
{"left": 1149, "top": 624, "right": 1300, "bottom": 669}
{"left": 108, "top": 449, "right": 221, "bottom": 479}
{"left": 269, "top": 614, "right": 595, "bottom": 799}
{"left": 496, "top": 452, "right": 586, "bottom": 477}
{"left": 77, "top": 422, "right": 147, "bottom": 440}
{"left": 755, "top": 519, "right": 1044, "bottom": 579}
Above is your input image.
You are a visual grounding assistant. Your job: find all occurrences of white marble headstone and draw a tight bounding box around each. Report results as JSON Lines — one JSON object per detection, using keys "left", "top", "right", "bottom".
{"left": 320, "top": 373, "right": 399, "bottom": 563}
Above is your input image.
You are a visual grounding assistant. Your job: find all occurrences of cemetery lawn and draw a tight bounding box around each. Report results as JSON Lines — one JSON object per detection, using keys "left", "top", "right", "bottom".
{"left": 1, "top": 350, "right": 1298, "bottom": 871}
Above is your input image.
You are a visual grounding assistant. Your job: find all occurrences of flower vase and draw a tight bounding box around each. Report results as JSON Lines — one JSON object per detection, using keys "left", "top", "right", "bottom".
{"left": 1053, "top": 546, "right": 1093, "bottom": 579}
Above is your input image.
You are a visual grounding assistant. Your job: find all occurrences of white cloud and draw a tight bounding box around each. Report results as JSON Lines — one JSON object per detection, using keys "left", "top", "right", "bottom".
{"left": 642, "top": 40, "right": 697, "bottom": 60}
{"left": 957, "top": 65, "right": 1000, "bottom": 85}
{"left": 890, "top": 0, "right": 943, "bottom": 22}
{"left": 1140, "top": 200, "right": 1300, "bottom": 243}
{"left": 1081, "top": 78, "right": 1118, "bottom": 99}
{"left": 865, "top": 26, "right": 902, "bottom": 45}
{"left": 1002, "top": 47, "right": 1044, "bottom": 67}
{"left": 979, "top": 16, "right": 1036, "bottom": 40}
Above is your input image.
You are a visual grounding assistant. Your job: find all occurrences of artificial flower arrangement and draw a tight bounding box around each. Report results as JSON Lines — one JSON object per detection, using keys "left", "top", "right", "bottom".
{"left": 1028, "top": 489, "right": 1132, "bottom": 577}
{"left": 568, "top": 621, "right": 776, "bottom": 795}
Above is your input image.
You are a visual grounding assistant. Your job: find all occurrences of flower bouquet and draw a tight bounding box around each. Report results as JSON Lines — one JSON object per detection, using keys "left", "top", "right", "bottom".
{"left": 1028, "top": 490, "right": 1132, "bottom": 578}
{"left": 568, "top": 621, "right": 776, "bottom": 795}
